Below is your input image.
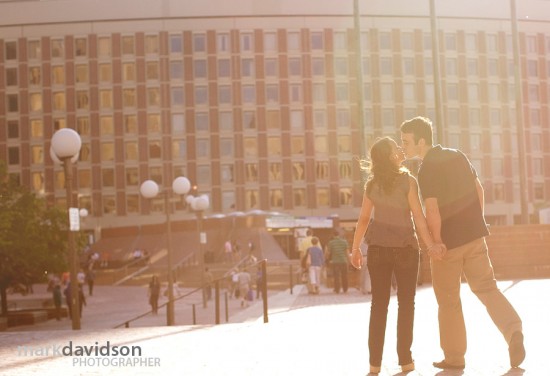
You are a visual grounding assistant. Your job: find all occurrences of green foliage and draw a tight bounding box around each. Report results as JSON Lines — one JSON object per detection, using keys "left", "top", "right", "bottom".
{"left": 0, "top": 162, "right": 69, "bottom": 290}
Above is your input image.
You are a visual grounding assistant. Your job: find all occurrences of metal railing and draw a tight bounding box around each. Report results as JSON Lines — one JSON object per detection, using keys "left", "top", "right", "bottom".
{"left": 114, "top": 259, "right": 269, "bottom": 328}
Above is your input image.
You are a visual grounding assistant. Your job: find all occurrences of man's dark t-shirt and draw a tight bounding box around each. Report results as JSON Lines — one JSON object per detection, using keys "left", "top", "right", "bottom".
{"left": 418, "top": 145, "right": 489, "bottom": 250}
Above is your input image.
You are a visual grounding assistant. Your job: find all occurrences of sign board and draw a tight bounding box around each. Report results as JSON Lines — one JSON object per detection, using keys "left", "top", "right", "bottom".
{"left": 69, "top": 207, "right": 80, "bottom": 231}
{"left": 265, "top": 216, "right": 333, "bottom": 229}
{"left": 540, "top": 207, "right": 550, "bottom": 224}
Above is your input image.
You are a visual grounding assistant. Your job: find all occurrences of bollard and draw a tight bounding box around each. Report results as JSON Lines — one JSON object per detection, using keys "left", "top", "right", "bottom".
{"left": 215, "top": 280, "right": 220, "bottom": 325}
{"left": 262, "top": 259, "right": 268, "bottom": 323}
{"left": 192, "top": 304, "right": 196, "bottom": 325}
{"left": 289, "top": 264, "right": 293, "bottom": 294}
{"left": 224, "top": 291, "right": 229, "bottom": 323}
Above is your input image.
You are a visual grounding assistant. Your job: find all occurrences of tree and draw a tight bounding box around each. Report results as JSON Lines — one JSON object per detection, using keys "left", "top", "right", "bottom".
{"left": 0, "top": 162, "right": 71, "bottom": 315}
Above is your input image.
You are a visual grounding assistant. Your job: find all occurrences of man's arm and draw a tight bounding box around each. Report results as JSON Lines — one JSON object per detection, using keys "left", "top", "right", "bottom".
{"left": 475, "top": 177, "right": 485, "bottom": 216}
{"left": 424, "top": 197, "right": 442, "bottom": 244}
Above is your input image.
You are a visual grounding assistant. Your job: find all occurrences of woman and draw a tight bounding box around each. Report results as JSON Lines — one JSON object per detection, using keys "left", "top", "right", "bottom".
{"left": 350, "top": 137, "right": 444, "bottom": 374}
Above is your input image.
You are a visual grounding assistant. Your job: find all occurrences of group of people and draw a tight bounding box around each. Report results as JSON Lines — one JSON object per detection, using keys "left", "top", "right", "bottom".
{"left": 349, "top": 116, "right": 525, "bottom": 373}
{"left": 49, "top": 269, "right": 90, "bottom": 321}
{"left": 299, "top": 228, "right": 354, "bottom": 295}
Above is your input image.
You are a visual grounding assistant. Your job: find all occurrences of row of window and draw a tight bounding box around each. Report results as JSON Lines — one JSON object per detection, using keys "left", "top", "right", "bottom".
{"left": 5, "top": 30, "right": 549, "bottom": 62}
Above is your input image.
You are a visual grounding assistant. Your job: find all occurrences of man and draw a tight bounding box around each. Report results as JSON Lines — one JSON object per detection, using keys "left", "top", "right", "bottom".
{"left": 400, "top": 116, "right": 525, "bottom": 370}
{"left": 326, "top": 228, "right": 349, "bottom": 294}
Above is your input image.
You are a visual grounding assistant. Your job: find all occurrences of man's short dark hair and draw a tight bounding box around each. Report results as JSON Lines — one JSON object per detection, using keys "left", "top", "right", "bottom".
{"left": 400, "top": 116, "right": 434, "bottom": 146}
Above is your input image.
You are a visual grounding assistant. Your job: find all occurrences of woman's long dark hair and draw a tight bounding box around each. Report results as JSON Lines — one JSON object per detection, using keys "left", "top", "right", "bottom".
{"left": 362, "top": 137, "right": 408, "bottom": 195}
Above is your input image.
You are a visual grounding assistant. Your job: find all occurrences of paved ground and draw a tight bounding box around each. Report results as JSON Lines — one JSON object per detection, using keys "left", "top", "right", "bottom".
{"left": 0, "top": 278, "right": 548, "bottom": 375}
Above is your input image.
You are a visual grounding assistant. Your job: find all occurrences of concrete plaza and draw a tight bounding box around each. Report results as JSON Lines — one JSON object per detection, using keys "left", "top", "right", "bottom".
{"left": 0, "top": 278, "right": 548, "bottom": 375}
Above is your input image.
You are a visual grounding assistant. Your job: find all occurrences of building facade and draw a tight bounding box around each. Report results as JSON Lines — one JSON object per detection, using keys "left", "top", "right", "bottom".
{"left": 1, "top": 0, "right": 549, "bottom": 240}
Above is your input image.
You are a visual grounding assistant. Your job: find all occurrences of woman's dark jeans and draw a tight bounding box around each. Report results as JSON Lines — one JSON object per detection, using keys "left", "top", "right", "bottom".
{"left": 367, "top": 246, "right": 419, "bottom": 367}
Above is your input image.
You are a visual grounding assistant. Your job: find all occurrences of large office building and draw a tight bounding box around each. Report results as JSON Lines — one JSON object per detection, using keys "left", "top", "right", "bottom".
{"left": 1, "top": 0, "right": 549, "bottom": 242}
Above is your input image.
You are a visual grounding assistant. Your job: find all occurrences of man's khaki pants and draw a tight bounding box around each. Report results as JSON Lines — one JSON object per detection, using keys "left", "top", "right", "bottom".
{"left": 431, "top": 238, "right": 522, "bottom": 365}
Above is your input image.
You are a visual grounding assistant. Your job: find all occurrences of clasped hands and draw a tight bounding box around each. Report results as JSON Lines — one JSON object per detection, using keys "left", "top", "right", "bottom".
{"left": 427, "top": 243, "right": 447, "bottom": 261}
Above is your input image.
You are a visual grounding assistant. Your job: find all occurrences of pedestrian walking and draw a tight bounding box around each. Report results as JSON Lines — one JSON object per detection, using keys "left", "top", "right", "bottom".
{"left": 326, "top": 228, "right": 349, "bottom": 294}
{"left": 148, "top": 275, "right": 161, "bottom": 314}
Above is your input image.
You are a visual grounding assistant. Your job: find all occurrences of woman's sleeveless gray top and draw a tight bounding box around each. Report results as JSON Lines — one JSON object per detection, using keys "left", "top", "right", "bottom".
{"left": 365, "top": 173, "right": 419, "bottom": 249}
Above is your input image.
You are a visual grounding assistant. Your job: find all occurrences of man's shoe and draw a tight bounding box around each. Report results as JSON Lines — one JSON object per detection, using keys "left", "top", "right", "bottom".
{"left": 509, "top": 331, "right": 526, "bottom": 368}
{"left": 433, "top": 360, "right": 465, "bottom": 370}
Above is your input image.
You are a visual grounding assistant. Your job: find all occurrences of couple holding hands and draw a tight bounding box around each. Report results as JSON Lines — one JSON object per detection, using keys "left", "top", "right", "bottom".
{"left": 350, "top": 117, "right": 525, "bottom": 374}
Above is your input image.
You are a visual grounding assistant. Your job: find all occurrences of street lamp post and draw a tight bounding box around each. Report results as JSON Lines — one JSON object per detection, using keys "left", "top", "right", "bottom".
{"left": 50, "top": 128, "right": 82, "bottom": 330}
{"left": 186, "top": 194, "right": 210, "bottom": 308}
{"left": 140, "top": 177, "right": 191, "bottom": 326}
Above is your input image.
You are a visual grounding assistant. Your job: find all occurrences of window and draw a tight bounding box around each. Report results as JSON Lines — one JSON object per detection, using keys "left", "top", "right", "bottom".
{"left": 339, "top": 187, "right": 352, "bottom": 205}
{"left": 292, "top": 162, "right": 305, "bottom": 180}
{"left": 334, "top": 32, "right": 347, "bottom": 50}
{"left": 294, "top": 189, "right": 306, "bottom": 207}
{"left": 122, "top": 36, "right": 135, "bottom": 55}
{"left": 288, "top": 58, "right": 302, "bottom": 76}
{"left": 99, "top": 64, "right": 111, "bottom": 82}
{"left": 149, "top": 141, "right": 162, "bottom": 159}
{"left": 381, "top": 83, "right": 393, "bottom": 101}
{"left": 75, "top": 38, "right": 87, "bottom": 57}
{"left": 53, "top": 92, "right": 66, "bottom": 111}
{"left": 4, "top": 42, "right": 17, "bottom": 60}
{"left": 447, "top": 83, "right": 458, "bottom": 101}
{"left": 219, "top": 112, "right": 233, "bottom": 131}
{"left": 445, "top": 33, "right": 456, "bottom": 50}
{"left": 127, "top": 195, "right": 139, "bottom": 214}
{"left": 221, "top": 165, "right": 234, "bottom": 183}
{"left": 218, "top": 85, "right": 231, "bottom": 105}
{"left": 470, "top": 134, "right": 481, "bottom": 151}
{"left": 241, "top": 58, "right": 255, "bottom": 78}
{"left": 195, "top": 112, "right": 208, "bottom": 132}
{"left": 311, "top": 31, "right": 323, "bottom": 50}
{"left": 243, "top": 111, "right": 256, "bottom": 129}
{"left": 289, "top": 83, "right": 302, "bottom": 102}
{"left": 170, "top": 61, "right": 184, "bottom": 80}
{"left": 266, "top": 110, "right": 280, "bottom": 129}
{"left": 315, "top": 136, "right": 328, "bottom": 154}
{"left": 266, "top": 84, "right": 279, "bottom": 104}
{"left": 336, "top": 109, "right": 350, "bottom": 128}
{"left": 264, "top": 32, "right": 277, "bottom": 52}
{"left": 123, "top": 88, "right": 136, "bottom": 107}
{"left": 338, "top": 135, "right": 352, "bottom": 153}
{"left": 171, "top": 87, "right": 184, "bottom": 106}
{"left": 123, "top": 63, "right": 136, "bottom": 81}
{"left": 172, "top": 140, "right": 186, "bottom": 159}
{"left": 379, "top": 32, "right": 391, "bottom": 50}
{"left": 242, "top": 85, "right": 256, "bottom": 104}
{"left": 403, "top": 58, "right": 414, "bottom": 76}
{"left": 146, "top": 62, "right": 159, "bottom": 80}
{"left": 246, "top": 190, "right": 259, "bottom": 209}
{"left": 78, "top": 170, "right": 91, "bottom": 189}
{"left": 77, "top": 117, "right": 90, "bottom": 136}
{"left": 528, "top": 60, "right": 538, "bottom": 77}
{"left": 534, "top": 183, "right": 545, "bottom": 201}
{"left": 240, "top": 32, "right": 253, "bottom": 52}
{"left": 487, "top": 34, "right": 498, "bottom": 52}
{"left": 267, "top": 137, "right": 281, "bottom": 156}
{"left": 313, "top": 110, "right": 327, "bottom": 129}
{"left": 29, "top": 67, "right": 41, "bottom": 85}
{"left": 245, "top": 163, "right": 258, "bottom": 182}
{"left": 446, "top": 58, "right": 457, "bottom": 76}
{"left": 195, "top": 86, "right": 208, "bottom": 105}
{"left": 99, "top": 90, "right": 112, "bottom": 109}
{"left": 103, "top": 168, "right": 115, "bottom": 187}
{"left": 52, "top": 66, "right": 65, "bottom": 85}
{"left": 290, "top": 110, "right": 304, "bottom": 130}
{"left": 265, "top": 58, "right": 278, "bottom": 77}
{"left": 492, "top": 159, "right": 503, "bottom": 176}
{"left": 103, "top": 196, "right": 116, "bottom": 215}
{"left": 244, "top": 138, "right": 258, "bottom": 157}
{"left": 339, "top": 161, "right": 353, "bottom": 179}
{"left": 218, "top": 59, "right": 230, "bottom": 78}
{"left": 403, "top": 83, "right": 415, "bottom": 101}
{"left": 145, "top": 35, "right": 159, "bottom": 54}
{"left": 51, "top": 39, "right": 64, "bottom": 58}
{"left": 220, "top": 139, "right": 234, "bottom": 158}
{"left": 270, "top": 190, "right": 283, "bottom": 208}
{"left": 380, "top": 57, "right": 392, "bottom": 75}
{"left": 334, "top": 57, "right": 348, "bottom": 76}
{"left": 316, "top": 161, "right": 329, "bottom": 180}
{"left": 269, "top": 163, "right": 282, "bottom": 181}
{"left": 312, "top": 83, "right": 326, "bottom": 102}
{"left": 533, "top": 158, "right": 543, "bottom": 176}
{"left": 7, "top": 121, "right": 19, "bottom": 138}
{"left": 29, "top": 93, "right": 42, "bottom": 112}
{"left": 217, "top": 33, "right": 230, "bottom": 53}
{"left": 101, "top": 142, "right": 115, "bottom": 161}
{"left": 75, "top": 65, "right": 88, "bottom": 83}
{"left": 291, "top": 137, "right": 305, "bottom": 155}
{"left": 494, "top": 183, "right": 505, "bottom": 201}
{"left": 28, "top": 40, "right": 41, "bottom": 59}
{"left": 125, "top": 115, "right": 138, "bottom": 133}
{"left": 147, "top": 88, "right": 161, "bottom": 107}
{"left": 194, "top": 60, "right": 207, "bottom": 79}
{"left": 98, "top": 37, "right": 111, "bottom": 57}
{"left": 193, "top": 34, "right": 206, "bottom": 53}
{"left": 148, "top": 114, "right": 162, "bottom": 133}
{"left": 491, "top": 134, "right": 502, "bottom": 152}
{"left": 311, "top": 58, "right": 325, "bottom": 76}
{"left": 100, "top": 116, "right": 114, "bottom": 135}
{"left": 287, "top": 32, "right": 301, "bottom": 51}
{"left": 467, "top": 59, "right": 478, "bottom": 76}
{"left": 466, "top": 34, "right": 477, "bottom": 51}
{"left": 8, "top": 147, "right": 19, "bottom": 165}
{"left": 32, "top": 172, "right": 45, "bottom": 193}
{"left": 6, "top": 68, "right": 17, "bottom": 86}
{"left": 76, "top": 90, "right": 89, "bottom": 110}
